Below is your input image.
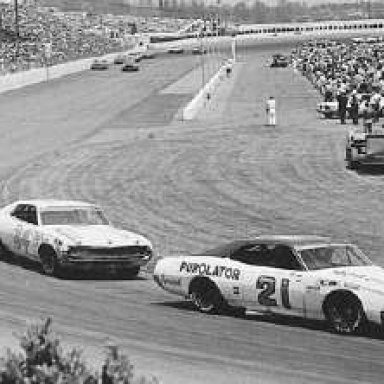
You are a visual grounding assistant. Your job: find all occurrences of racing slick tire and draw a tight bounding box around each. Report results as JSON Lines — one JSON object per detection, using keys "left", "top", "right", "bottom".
{"left": 39, "top": 245, "right": 60, "bottom": 277}
{"left": 323, "top": 292, "right": 366, "bottom": 334}
{"left": 189, "top": 278, "right": 227, "bottom": 314}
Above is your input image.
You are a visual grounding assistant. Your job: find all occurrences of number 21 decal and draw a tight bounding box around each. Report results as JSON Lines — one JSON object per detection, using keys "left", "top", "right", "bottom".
{"left": 256, "top": 276, "right": 291, "bottom": 309}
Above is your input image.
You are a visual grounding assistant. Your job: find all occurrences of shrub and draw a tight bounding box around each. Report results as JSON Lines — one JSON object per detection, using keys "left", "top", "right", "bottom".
{"left": 0, "top": 318, "right": 158, "bottom": 384}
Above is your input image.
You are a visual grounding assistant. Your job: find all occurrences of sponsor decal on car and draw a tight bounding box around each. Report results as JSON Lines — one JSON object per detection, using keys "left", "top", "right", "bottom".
{"left": 179, "top": 261, "right": 240, "bottom": 281}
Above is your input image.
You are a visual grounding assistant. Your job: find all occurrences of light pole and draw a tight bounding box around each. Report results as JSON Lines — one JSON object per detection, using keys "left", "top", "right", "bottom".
{"left": 14, "top": 0, "right": 19, "bottom": 63}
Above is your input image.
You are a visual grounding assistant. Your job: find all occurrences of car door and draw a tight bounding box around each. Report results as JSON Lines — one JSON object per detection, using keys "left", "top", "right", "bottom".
{"left": 236, "top": 244, "right": 307, "bottom": 317}
{"left": 4, "top": 204, "right": 40, "bottom": 261}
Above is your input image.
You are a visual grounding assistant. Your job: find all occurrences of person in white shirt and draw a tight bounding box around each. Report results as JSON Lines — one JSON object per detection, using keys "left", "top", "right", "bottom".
{"left": 266, "top": 96, "right": 276, "bottom": 126}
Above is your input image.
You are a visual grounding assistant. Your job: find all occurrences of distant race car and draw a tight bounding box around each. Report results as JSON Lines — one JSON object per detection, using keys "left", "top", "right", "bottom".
{"left": 168, "top": 46, "right": 184, "bottom": 54}
{"left": 192, "top": 46, "right": 207, "bottom": 55}
{"left": 90, "top": 59, "right": 109, "bottom": 70}
{"left": 0, "top": 200, "right": 152, "bottom": 277}
{"left": 154, "top": 235, "right": 384, "bottom": 334}
{"left": 141, "top": 51, "right": 156, "bottom": 59}
{"left": 114, "top": 54, "right": 127, "bottom": 65}
{"left": 270, "top": 54, "right": 289, "bottom": 68}
{"left": 122, "top": 60, "right": 139, "bottom": 72}
{"left": 127, "top": 53, "right": 143, "bottom": 63}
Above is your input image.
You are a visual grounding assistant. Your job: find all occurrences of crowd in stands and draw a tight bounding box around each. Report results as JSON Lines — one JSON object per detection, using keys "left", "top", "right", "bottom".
{"left": 291, "top": 37, "right": 384, "bottom": 129}
{"left": 0, "top": 4, "right": 193, "bottom": 75}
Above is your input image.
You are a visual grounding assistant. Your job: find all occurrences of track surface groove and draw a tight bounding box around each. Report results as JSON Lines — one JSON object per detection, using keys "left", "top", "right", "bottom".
{"left": 0, "top": 45, "right": 384, "bottom": 383}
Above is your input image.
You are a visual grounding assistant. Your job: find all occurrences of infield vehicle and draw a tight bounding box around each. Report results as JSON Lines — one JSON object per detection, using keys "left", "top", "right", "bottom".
{"left": 0, "top": 200, "right": 152, "bottom": 277}
{"left": 346, "top": 127, "right": 384, "bottom": 169}
{"left": 154, "top": 235, "right": 384, "bottom": 334}
{"left": 270, "top": 54, "right": 289, "bottom": 68}
{"left": 316, "top": 101, "right": 339, "bottom": 119}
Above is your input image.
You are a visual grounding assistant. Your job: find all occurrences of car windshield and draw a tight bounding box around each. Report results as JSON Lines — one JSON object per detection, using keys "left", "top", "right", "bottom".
{"left": 298, "top": 244, "right": 372, "bottom": 270}
{"left": 40, "top": 207, "right": 109, "bottom": 225}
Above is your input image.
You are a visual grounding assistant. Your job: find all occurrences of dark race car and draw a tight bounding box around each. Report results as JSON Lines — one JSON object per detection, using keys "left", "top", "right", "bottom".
{"left": 122, "top": 60, "right": 139, "bottom": 72}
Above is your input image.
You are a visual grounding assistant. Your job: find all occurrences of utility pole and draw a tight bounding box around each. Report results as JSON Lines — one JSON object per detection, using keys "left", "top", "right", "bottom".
{"left": 14, "top": 0, "right": 19, "bottom": 64}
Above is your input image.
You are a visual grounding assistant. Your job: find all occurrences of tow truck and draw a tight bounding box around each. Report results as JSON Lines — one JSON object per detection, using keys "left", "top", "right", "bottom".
{"left": 345, "top": 126, "right": 384, "bottom": 169}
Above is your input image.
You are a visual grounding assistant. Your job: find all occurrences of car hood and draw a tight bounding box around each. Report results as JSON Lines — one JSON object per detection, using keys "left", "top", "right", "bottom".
{"left": 46, "top": 225, "right": 151, "bottom": 248}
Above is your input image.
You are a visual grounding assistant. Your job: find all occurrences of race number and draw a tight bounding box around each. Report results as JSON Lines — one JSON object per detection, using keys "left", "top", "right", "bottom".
{"left": 256, "top": 276, "right": 277, "bottom": 306}
{"left": 256, "top": 276, "right": 291, "bottom": 309}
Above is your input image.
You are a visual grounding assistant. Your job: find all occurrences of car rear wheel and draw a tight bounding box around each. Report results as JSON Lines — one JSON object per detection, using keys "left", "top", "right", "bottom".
{"left": 40, "top": 247, "right": 59, "bottom": 277}
{"left": 324, "top": 293, "right": 366, "bottom": 334}
{"left": 190, "top": 279, "right": 226, "bottom": 314}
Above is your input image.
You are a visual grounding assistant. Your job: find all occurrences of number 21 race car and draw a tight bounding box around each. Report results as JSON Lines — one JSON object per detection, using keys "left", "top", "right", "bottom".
{"left": 154, "top": 235, "right": 384, "bottom": 334}
{"left": 0, "top": 200, "right": 153, "bottom": 277}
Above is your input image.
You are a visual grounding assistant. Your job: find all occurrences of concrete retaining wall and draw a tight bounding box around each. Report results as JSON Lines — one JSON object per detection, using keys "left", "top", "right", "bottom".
{"left": 182, "top": 59, "right": 233, "bottom": 121}
{"left": 0, "top": 51, "right": 123, "bottom": 95}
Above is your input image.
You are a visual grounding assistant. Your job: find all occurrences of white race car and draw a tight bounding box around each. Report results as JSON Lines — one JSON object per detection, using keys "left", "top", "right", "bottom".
{"left": 154, "top": 235, "right": 384, "bottom": 334}
{"left": 0, "top": 200, "right": 152, "bottom": 277}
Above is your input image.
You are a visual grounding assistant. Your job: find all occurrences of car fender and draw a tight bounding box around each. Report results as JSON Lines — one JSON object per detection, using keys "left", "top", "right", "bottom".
{"left": 321, "top": 285, "right": 382, "bottom": 324}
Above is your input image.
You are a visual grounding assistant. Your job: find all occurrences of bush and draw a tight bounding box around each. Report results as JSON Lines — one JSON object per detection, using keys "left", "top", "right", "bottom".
{"left": 0, "top": 318, "right": 158, "bottom": 384}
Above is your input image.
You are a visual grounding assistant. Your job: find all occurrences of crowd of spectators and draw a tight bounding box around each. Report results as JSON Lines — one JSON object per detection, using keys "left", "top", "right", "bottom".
{"left": 0, "top": 4, "right": 193, "bottom": 75}
{"left": 291, "top": 37, "right": 384, "bottom": 129}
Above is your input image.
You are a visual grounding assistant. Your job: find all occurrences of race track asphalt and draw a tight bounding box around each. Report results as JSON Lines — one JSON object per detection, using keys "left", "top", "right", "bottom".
{"left": 0, "top": 42, "right": 384, "bottom": 383}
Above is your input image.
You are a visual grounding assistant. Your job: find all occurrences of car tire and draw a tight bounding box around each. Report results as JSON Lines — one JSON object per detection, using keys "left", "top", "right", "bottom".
{"left": 190, "top": 279, "right": 226, "bottom": 314}
{"left": 324, "top": 293, "right": 366, "bottom": 334}
{"left": 0, "top": 241, "right": 10, "bottom": 260}
{"left": 40, "top": 247, "right": 59, "bottom": 277}
{"left": 347, "top": 160, "right": 358, "bottom": 170}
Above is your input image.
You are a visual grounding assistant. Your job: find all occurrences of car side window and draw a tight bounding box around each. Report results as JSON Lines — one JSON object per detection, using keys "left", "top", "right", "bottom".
{"left": 11, "top": 204, "right": 27, "bottom": 221}
{"left": 231, "top": 244, "right": 268, "bottom": 266}
{"left": 25, "top": 205, "right": 38, "bottom": 225}
{"left": 267, "top": 245, "right": 303, "bottom": 270}
{"left": 11, "top": 204, "right": 38, "bottom": 225}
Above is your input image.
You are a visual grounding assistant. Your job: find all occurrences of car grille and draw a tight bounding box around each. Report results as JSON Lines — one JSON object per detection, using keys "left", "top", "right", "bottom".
{"left": 67, "top": 245, "right": 152, "bottom": 262}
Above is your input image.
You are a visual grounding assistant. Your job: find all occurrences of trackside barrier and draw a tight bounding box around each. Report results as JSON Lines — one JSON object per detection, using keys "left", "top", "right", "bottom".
{"left": 0, "top": 49, "right": 138, "bottom": 95}
{"left": 182, "top": 60, "right": 233, "bottom": 121}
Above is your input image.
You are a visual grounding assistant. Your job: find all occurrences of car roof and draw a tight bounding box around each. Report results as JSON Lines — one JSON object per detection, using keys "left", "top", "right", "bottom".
{"left": 251, "top": 235, "right": 331, "bottom": 247}
{"left": 200, "top": 235, "right": 331, "bottom": 257}
{"left": 11, "top": 199, "right": 97, "bottom": 209}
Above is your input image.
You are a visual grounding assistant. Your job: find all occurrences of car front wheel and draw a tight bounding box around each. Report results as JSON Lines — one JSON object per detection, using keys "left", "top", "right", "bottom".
{"left": 40, "top": 248, "right": 59, "bottom": 276}
{"left": 190, "top": 279, "right": 226, "bottom": 314}
{"left": 324, "top": 294, "right": 366, "bottom": 334}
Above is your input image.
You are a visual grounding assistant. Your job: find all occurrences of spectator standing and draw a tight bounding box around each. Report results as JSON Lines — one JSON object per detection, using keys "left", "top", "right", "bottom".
{"left": 362, "top": 100, "right": 374, "bottom": 133}
{"left": 337, "top": 91, "right": 348, "bottom": 124}
{"left": 266, "top": 96, "right": 276, "bottom": 126}
{"left": 349, "top": 90, "right": 359, "bottom": 125}
{"left": 371, "top": 89, "right": 381, "bottom": 123}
